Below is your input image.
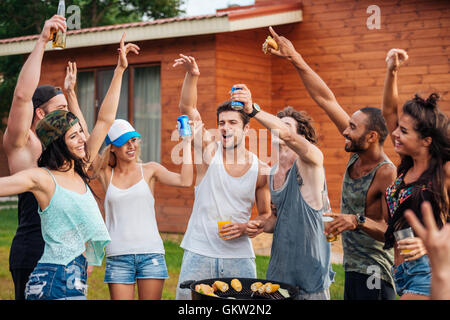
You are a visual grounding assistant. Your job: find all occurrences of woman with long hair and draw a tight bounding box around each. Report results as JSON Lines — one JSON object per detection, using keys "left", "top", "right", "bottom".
{"left": 94, "top": 119, "right": 193, "bottom": 300}
{"left": 0, "top": 34, "right": 139, "bottom": 300}
{"left": 382, "top": 48, "right": 450, "bottom": 300}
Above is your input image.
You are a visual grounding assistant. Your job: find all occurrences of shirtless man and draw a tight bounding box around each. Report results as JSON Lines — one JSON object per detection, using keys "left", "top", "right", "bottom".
{"left": 266, "top": 27, "right": 397, "bottom": 300}
{"left": 3, "top": 15, "right": 88, "bottom": 300}
{"left": 172, "top": 55, "right": 271, "bottom": 300}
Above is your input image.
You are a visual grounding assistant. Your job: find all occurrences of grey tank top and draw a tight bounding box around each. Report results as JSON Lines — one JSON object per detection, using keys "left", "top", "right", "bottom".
{"left": 267, "top": 161, "right": 335, "bottom": 294}
{"left": 340, "top": 153, "right": 394, "bottom": 288}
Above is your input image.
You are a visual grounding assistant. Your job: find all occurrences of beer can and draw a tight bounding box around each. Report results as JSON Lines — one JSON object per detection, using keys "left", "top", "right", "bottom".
{"left": 177, "top": 115, "right": 192, "bottom": 137}
{"left": 230, "top": 87, "right": 244, "bottom": 110}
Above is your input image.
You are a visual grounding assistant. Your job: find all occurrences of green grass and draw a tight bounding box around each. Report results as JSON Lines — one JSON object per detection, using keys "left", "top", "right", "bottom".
{"left": 0, "top": 207, "right": 344, "bottom": 300}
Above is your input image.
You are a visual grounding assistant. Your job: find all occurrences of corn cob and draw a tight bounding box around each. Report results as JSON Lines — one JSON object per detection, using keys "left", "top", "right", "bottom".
{"left": 230, "top": 279, "right": 242, "bottom": 292}
{"left": 265, "top": 283, "right": 280, "bottom": 293}
{"left": 250, "top": 282, "right": 263, "bottom": 292}
{"left": 213, "top": 280, "right": 229, "bottom": 293}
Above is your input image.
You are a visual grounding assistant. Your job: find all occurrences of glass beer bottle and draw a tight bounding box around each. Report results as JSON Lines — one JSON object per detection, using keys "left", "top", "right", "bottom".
{"left": 52, "top": 0, "right": 66, "bottom": 49}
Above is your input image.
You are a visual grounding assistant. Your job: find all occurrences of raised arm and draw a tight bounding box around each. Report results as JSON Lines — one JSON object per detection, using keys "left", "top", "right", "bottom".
{"left": 4, "top": 15, "right": 66, "bottom": 149}
{"left": 173, "top": 55, "right": 214, "bottom": 151}
{"left": 85, "top": 33, "right": 139, "bottom": 167}
{"left": 64, "top": 61, "right": 89, "bottom": 138}
{"left": 234, "top": 84, "right": 323, "bottom": 167}
{"left": 150, "top": 134, "right": 193, "bottom": 187}
{"left": 267, "top": 26, "right": 350, "bottom": 134}
{"left": 382, "top": 48, "right": 409, "bottom": 144}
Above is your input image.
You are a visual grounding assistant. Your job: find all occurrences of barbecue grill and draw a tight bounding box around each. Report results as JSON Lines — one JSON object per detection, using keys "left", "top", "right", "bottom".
{"left": 180, "top": 277, "right": 299, "bottom": 300}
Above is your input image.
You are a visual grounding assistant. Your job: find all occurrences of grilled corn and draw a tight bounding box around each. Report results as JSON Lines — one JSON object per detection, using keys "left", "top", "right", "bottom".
{"left": 250, "top": 282, "right": 263, "bottom": 292}
{"left": 231, "top": 279, "right": 242, "bottom": 292}
{"left": 265, "top": 283, "right": 280, "bottom": 293}
{"left": 213, "top": 280, "right": 229, "bottom": 293}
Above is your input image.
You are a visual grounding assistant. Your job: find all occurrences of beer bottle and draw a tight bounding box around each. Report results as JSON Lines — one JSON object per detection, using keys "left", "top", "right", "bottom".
{"left": 52, "top": 0, "right": 66, "bottom": 49}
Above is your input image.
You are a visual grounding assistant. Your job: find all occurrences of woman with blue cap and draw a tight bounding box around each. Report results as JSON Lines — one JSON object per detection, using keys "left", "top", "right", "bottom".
{"left": 94, "top": 118, "right": 194, "bottom": 300}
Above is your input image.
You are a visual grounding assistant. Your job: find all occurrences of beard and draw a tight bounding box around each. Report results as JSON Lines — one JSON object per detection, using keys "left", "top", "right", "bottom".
{"left": 344, "top": 135, "right": 367, "bottom": 153}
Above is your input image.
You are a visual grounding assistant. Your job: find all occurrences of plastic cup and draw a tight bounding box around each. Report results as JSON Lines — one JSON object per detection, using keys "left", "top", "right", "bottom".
{"left": 217, "top": 220, "right": 231, "bottom": 238}
{"left": 394, "top": 227, "right": 414, "bottom": 253}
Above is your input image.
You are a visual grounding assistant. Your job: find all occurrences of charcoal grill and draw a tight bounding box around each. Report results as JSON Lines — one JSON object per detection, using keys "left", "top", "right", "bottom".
{"left": 179, "top": 277, "right": 299, "bottom": 300}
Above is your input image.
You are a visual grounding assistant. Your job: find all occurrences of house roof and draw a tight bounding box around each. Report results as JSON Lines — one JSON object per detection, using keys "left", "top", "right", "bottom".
{"left": 0, "top": 1, "right": 302, "bottom": 56}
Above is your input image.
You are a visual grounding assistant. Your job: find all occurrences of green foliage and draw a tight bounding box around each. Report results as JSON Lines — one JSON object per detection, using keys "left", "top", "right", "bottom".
{"left": 0, "top": 0, "right": 185, "bottom": 131}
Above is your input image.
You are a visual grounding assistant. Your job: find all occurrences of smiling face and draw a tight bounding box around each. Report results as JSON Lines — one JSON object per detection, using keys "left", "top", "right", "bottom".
{"left": 218, "top": 111, "right": 248, "bottom": 149}
{"left": 342, "top": 111, "right": 370, "bottom": 153}
{"left": 112, "top": 137, "right": 140, "bottom": 163}
{"left": 64, "top": 122, "right": 87, "bottom": 159}
{"left": 392, "top": 113, "right": 429, "bottom": 157}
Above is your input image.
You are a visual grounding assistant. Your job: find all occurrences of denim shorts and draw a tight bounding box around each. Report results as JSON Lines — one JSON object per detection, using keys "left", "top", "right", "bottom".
{"left": 104, "top": 253, "right": 169, "bottom": 284}
{"left": 25, "top": 254, "right": 88, "bottom": 300}
{"left": 176, "top": 250, "right": 256, "bottom": 300}
{"left": 392, "top": 255, "right": 431, "bottom": 297}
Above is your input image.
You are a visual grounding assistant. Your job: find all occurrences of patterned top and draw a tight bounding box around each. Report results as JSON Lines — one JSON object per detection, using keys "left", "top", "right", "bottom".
{"left": 384, "top": 171, "right": 437, "bottom": 250}
{"left": 37, "top": 169, "right": 111, "bottom": 266}
{"left": 340, "top": 154, "right": 395, "bottom": 288}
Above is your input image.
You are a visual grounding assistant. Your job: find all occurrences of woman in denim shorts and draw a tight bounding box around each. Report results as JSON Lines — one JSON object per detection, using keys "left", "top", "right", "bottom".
{"left": 95, "top": 120, "right": 194, "bottom": 299}
{"left": 383, "top": 49, "right": 449, "bottom": 299}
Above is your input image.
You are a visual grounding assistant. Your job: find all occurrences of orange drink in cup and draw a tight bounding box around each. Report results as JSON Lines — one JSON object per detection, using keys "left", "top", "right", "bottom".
{"left": 217, "top": 220, "right": 231, "bottom": 238}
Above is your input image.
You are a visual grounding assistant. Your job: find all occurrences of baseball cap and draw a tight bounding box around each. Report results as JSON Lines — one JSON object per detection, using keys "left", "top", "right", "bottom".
{"left": 32, "top": 85, "right": 64, "bottom": 110}
{"left": 105, "top": 119, "right": 141, "bottom": 147}
{"left": 35, "top": 110, "right": 80, "bottom": 149}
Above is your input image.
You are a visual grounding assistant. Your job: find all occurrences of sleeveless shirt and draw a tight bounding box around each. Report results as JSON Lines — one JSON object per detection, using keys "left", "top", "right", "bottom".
{"left": 267, "top": 161, "right": 335, "bottom": 294}
{"left": 37, "top": 169, "right": 110, "bottom": 266}
{"left": 180, "top": 143, "right": 259, "bottom": 259}
{"left": 104, "top": 164, "right": 165, "bottom": 257}
{"left": 340, "top": 154, "right": 394, "bottom": 288}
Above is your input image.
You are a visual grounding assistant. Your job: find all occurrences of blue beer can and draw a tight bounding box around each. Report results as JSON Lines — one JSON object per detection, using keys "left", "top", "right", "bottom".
{"left": 177, "top": 115, "right": 192, "bottom": 137}
{"left": 231, "top": 86, "right": 244, "bottom": 110}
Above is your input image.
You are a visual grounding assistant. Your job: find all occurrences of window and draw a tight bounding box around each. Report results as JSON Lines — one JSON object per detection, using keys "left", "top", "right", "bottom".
{"left": 77, "top": 65, "right": 161, "bottom": 162}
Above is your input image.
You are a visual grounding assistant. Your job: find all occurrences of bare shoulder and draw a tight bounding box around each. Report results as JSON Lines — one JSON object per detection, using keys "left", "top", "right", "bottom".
{"left": 374, "top": 161, "right": 397, "bottom": 188}
{"left": 445, "top": 161, "right": 450, "bottom": 177}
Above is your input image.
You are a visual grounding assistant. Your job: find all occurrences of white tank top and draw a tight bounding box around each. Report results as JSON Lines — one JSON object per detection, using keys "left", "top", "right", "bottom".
{"left": 180, "top": 143, "right": 259, "bottom": 259}
{"left": 104, "top": 164, "right": 164, "bottom": 257}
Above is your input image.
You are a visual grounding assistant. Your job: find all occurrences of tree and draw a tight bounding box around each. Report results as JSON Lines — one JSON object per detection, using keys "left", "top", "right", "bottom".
{"left": 0, "top": 0, "right": 185, "bottom": 130}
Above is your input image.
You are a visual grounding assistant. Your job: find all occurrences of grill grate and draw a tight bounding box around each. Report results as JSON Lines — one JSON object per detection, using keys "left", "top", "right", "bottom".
{"left": 213, "top": 284, "right": 286, "bottom": 300}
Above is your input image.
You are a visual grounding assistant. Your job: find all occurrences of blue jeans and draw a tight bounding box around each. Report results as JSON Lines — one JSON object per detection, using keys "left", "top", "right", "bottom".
{"left": 25, "top": 254, "right": 88, "bottom": 300}
{"left": 176, "top": 250, "right": 256, "bottom": 300}
{"left": 104, "top": 253, "right": 169, "bottom": 284}
{"left": 392, "top": 255, "right": 431, "bottom": 297}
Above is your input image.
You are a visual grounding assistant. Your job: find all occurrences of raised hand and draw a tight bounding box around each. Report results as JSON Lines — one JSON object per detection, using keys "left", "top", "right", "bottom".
{"left": 39, "top": 15, "right": 67, "bottom": 43}
{"left": 267, "top": 26, "right": 299, "bottom": 60}
{"left": 230, "top": 83, "right": 253, "bottom": 114}
{"left": 385, "top": 48, "right": 409, "bottom": 72}
{"left": 64, "top": 61, "right": 77, "bottom": 92}
{"left": 117, "top": 33, "right": 140, "bottom": 70}
{"left": 173, "top": 54, "right": 200, "bottom": 76}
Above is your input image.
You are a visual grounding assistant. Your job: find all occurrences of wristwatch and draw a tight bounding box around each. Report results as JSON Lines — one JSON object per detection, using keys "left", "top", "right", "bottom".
{"left": 247, "top": 102, "right": 261, "bottom": 118}
{"left": 355, "top": 213, "right": 366, "bottom": 229}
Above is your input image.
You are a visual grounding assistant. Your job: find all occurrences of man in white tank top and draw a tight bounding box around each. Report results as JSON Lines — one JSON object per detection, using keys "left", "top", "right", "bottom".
{"left": 173, "top": 55, "right": 271, "bottom": 300}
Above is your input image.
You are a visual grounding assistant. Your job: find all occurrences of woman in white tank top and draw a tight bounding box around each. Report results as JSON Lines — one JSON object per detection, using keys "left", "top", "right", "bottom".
{"left": 95, "top": 119, "right": 193, "bottom": 300}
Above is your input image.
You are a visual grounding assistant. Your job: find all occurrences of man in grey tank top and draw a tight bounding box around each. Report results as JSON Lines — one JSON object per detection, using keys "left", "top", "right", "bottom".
{"left": 237, "top": 86, "right": 335, "bottom": 299}
{"left": 265, "top": 27, "right": 397, "bottom": 300}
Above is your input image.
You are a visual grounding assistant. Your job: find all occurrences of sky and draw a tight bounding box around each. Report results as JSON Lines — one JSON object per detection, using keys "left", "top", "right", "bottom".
{"left": 181, "top": 0, "right": 255, "bottom": 16}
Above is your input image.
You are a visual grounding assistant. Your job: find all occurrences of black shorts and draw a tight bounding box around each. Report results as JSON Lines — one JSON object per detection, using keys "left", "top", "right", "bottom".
{"left": 344, "top": 271, "right": 396, "bottom": 300}
{"left": 10, "top": 268, "right": 35, "bottom": 300}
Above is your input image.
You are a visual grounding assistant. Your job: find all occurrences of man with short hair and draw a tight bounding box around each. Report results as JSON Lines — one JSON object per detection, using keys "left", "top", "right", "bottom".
{"left": 235, "top": 82, "right": 335, "bottom": 299}
{"left": 266, "top": 27, "right": 397, "bottom": 300}
{"left": 172, "top": 54, "right": 271, "bottom": 300}
{"left": 5, "top": 16, "right": 88, "bottom": 300}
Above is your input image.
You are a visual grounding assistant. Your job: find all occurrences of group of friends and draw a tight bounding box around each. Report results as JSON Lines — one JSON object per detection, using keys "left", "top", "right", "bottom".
{"left": 1, "top": 15, "right": 449, "bottom": 301}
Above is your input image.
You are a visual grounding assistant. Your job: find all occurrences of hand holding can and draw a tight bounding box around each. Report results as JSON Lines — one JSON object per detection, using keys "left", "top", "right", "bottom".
{"left": 230, "top": 86, "right": 244, "bottom": 110}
